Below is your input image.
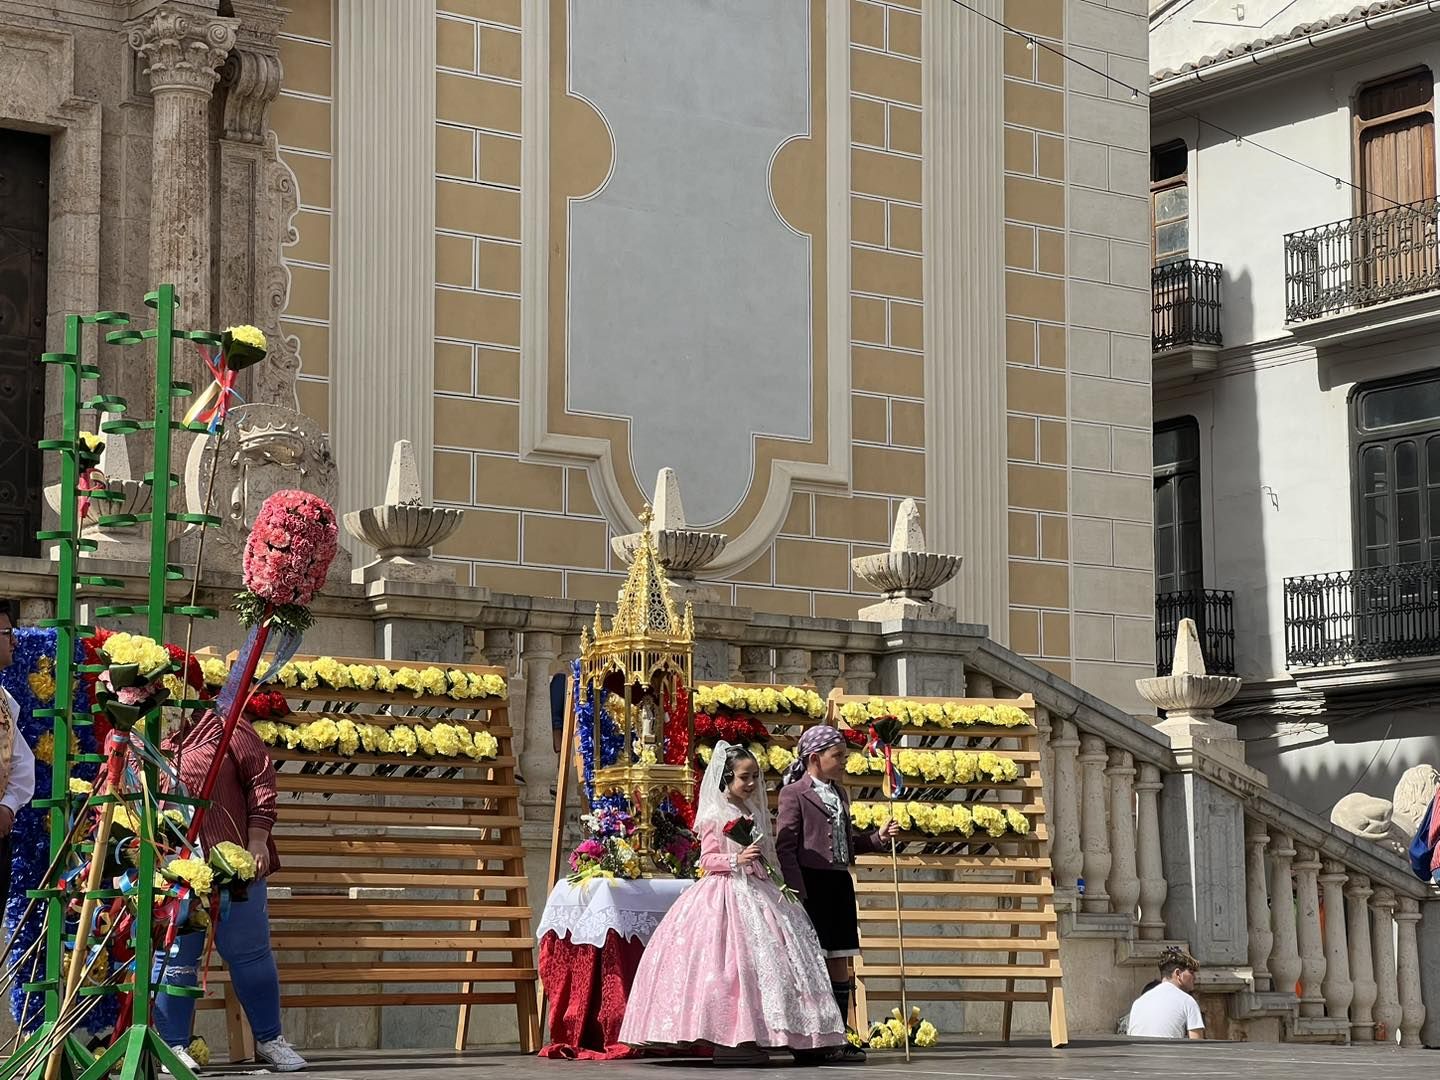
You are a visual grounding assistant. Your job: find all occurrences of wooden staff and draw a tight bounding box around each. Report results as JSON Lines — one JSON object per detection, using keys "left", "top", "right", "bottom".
{"left": 887, "top": 801, "right": 910, "bottom": 1064}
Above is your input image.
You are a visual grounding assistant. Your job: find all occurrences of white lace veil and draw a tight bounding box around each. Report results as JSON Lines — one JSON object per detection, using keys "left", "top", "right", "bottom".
{"left": 694, "top": 740, "right": 779, "bottom": 866}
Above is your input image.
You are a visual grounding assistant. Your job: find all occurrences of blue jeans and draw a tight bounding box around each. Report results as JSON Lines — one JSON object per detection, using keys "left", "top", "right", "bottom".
{"left": 153, "top": 879, "right": 282, "bottom": 1046}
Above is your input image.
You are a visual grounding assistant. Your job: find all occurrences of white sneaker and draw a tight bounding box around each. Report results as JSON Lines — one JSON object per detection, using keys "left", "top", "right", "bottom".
{"left": 160, "top": 1046, "right": 202, "bottom": 1076}
{"left": 255, "top": 1036, "right": 307, "bottom": 1072}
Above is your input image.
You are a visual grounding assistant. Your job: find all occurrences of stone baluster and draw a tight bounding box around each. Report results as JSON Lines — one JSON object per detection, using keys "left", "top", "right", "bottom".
{"left": 127, "top": 8, "right": 237, "bottom": 333}
{"left": 518, "top": 632, "right": 558, "bottom": 805}
{"left": 1105, "top": 749, "right": 1139, "bottom": 921}
{"left": 1396, "top": 896, "right": 1425, "bottom": 1047}
{"left": 1372, "top": 887, "right": 1401, "bottom": 1043}
{"left": 842, "top": 653, "right": 876, "bottom": 695}
{"left": 809, "top": 651, "right": 842, "bottom": 696}
{"left": 1244, "top": 818, "right": 1273, "bottom": 991}
{"left": 1346, "top": 874, "right": 1377, "bottom": 1041}
{"left": 774, "top": 648, "right": 810, "bottom": 688}
{"left": 967, "top": 672, "right": 995, "bottom": 698}
{"left": 1078, "top": 733, "right": 1111, "bottom": 912}
{"left": 1293, "top": 845, "right": 1327, "bottom": 1017}
{"left": 739, "top": 646, "right": 773, "bottom": 684}
{"left": 728, "top": 644, "right": 743, "bottom": 681}
{"left": 1318, "top": 860, "right": 1353, "bottom": 1022}
{"left": 1267, "top": 832, "right": 1302, "bottom": 998}
{"left": 1135, "top": 762, "right": 1167, "bottom": 940}
{"left": 1049, "top": 718, "right": 1083, "bottom": 893}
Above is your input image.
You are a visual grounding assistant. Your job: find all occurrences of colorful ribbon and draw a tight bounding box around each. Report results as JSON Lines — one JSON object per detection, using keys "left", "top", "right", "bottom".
{"left": 182, "top": 345, "right": 246, "bottom": 433}
{"left": 865, "top": 723, "right": 908, "bottom": 800}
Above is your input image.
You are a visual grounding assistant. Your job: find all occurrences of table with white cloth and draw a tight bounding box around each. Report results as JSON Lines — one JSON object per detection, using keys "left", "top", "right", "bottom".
{"left": 536, "top": 877, "right": 693, "bottom": 1059}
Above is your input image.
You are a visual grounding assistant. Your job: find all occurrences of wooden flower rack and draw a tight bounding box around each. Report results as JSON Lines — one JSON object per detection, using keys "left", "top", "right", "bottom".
{"left": 823, "top": 691, "right": 1068, "bottom": 1049}
{"left": 203, "top": 657, "right": 539, "bottom": 1054}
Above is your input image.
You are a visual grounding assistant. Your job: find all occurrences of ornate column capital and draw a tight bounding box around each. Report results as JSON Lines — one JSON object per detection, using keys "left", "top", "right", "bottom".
{"left": 221, "top": 45, "right": 283, "bottom": 143}
{"left": 127, "top": 7, "right": 238, "bottom": 96}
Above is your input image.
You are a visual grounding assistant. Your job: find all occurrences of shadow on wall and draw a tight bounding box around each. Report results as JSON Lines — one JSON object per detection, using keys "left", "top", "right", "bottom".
{"left": 1240, "top": 705, "right": 1440, "bottom": 818}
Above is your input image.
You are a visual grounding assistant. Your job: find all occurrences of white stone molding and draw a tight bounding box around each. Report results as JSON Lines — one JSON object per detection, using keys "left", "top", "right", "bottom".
{"left": 1049, "top": 718, "right": 1084, "bottom": 894}
{"left": 1135, "top": 761, "right": 1167, "bottom": 940}
{"left": 518, "top": 0, "right": 851, "bottom": 573}
{"left": 1318, "top": 860, "right": 1354, "bottom": 1022}
{"left": 1078, "top": 733, "right": 1112, "bottom": 913}
{"left": 1292, "top": 845, "right": 1326, "bottom": 1018}
{"left": 1346, "top": 874, "right": 1377, "bottom": 1041}
{"left": 921, "top": 0, "right": 1006, "bottom": 634}
{"left": 1244, "top": 818, "right": 1273, "bottom": 991}
{"left": 1267, "top": 831, "right": 1302, "bottom": 997}
{"left": 1371, "top": 887, "right": 1401, "bottom": 1042}
{"left": 1105, "top": 748, "right": 1140, "bottom": 921}
{"left": 333, "top": 0, "right": 436, "bottom": 540}
{"left": 1395, "top": 897, "right": 1425, "bottom": 1047}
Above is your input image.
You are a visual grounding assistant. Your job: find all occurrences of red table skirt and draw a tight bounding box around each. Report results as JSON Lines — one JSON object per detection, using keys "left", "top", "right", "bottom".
{"left": 537, "top": 929, "right": 648, "bottom": 1059}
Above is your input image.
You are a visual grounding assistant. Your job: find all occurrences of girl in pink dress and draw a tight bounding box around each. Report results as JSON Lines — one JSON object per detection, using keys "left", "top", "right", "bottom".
{"left": 619, "top": 741, "right": 846, "bottom": 1063}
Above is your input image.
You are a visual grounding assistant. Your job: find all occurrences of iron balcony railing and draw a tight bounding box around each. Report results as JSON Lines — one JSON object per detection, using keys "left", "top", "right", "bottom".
{"left": 1155, "top": 589, "right": 1235, "bottom": 675}
{"left": 1284, "top": 560, "right": 1440, "bottom": 668}
{"left": 1152, "top": 259, "right": 1223, "bottom": 352}
{"left": 1284, "top": 198, "right": 1440, "bottom": 322}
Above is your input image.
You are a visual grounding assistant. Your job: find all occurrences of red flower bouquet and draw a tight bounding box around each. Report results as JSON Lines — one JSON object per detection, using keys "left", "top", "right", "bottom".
{"left": 723, "top": 816, "right": 798, "bottom": 902}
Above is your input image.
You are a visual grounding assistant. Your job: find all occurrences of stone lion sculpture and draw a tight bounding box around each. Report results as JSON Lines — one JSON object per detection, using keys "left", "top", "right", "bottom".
{"left": 1330, "top": 764, "right": 1440, "bottom": 854}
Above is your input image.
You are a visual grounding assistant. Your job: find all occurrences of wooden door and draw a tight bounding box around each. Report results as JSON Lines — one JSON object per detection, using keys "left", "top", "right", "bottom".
{"left": 1356, "top": 70, "right": 1437, "bottom": 297}
{"left": 0, "top": 130, "right": 49, "bottom": 557}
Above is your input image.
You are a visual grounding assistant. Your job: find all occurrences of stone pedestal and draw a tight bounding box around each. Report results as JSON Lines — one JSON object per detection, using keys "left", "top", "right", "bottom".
{"left": 873, "top": 620, "right": 979, "bottom": 698}
{"left": 365, "top": 579, "right": 488, "bottom": 664}
{"left": 1416, "top": 896, "right": 1440, "bottom": 1046}
{"left": 1159, "top": 769, "right": 1252, "bottom": 967}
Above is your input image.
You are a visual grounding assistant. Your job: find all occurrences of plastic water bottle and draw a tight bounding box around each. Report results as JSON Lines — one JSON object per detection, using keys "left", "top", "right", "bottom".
{"left": 1077, "top": 877, "right": 1086, "bottom": 896}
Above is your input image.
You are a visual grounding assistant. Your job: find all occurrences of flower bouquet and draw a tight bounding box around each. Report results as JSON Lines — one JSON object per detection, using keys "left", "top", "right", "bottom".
{"left": 722, "top": 815, "right": 798, "bottom": 902}
{"left": 92, "top": 632, "right": 175, "bottom": 730}
{"left": 865, "top": 1007, "right": 938, "bottom": 1049}
{"left": 650, "top": 806, "right": 699, "bottom": 879}
{"left": 567, "top": 807, "right": 642, "bottom": 883}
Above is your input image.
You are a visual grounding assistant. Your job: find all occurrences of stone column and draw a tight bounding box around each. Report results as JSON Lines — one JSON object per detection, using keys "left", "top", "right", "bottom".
{"left": 1396, "top": 897, "right": 1425, "bottom": 1048}
{"left": 1049, "top": 718, "right": 1083, "bottom": 893}
{"left": 1244, "top": 819, "right": 1273, "bottom": 991}
{"left": 842, "top": 653, "right": 876, "bottom": 695}
{"left": 1371, "top": 887, "right": 1401, "bottom": 1043}
{"left": 1346, "top": 874, "right": 1377, "bottom": 1041}
{"left": 1105, "top": 749, "right": 1139, "bottom": 922}
{"left": 1416, "top": 895, "right": 1440, "bottom": 1047}
{"left": 809, "top": 651, "right": 841, "bottom": 696}
{"left": 214, "top": 4, "right": 299, "bottom": 406}
{"left": 127, "top": 7, "right": 237, "bottom": 330}
{"left": 1078, "top": 734, "right": 1111, "bottom": 913}
{"left": 774, "top": 648, "right": 810, "bottom": 687}
{"left": 728, "top": 644, "right": 743, "bottom": 681}
{"left": 739, "top": 646, "right": 772, "bottom": 684}
{"left": 1267, "top": 832, "right": 1301, "bottom": 998}
{"left": 1318, "top": 861, "right": 1353, "bottom": 1023}
{"left": 518, "top": 632, "right": 558, "bottom": 801}
{"left": 1135, "top": 761, "right": 1167, "bottom": 940}
{"left": 1293, "top": 845, "right": 1327, "bottom": 1017}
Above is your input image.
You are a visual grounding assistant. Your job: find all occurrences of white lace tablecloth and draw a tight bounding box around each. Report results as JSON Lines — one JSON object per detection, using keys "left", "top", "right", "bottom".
{"left": 536, "top": 878, "right": 694, "bottom": 948}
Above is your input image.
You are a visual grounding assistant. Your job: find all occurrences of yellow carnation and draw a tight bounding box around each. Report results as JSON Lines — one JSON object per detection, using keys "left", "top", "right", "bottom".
{"left": 225, "top": 324, "right": 267, "bottom": 350}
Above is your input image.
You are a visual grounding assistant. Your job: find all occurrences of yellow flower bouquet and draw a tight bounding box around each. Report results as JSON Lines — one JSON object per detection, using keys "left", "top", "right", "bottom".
{"left": 693, "top": 683, "right": 825, "bottom": 719}
{"left": 837, "top": 698, "right": 1031, "bottom": 731}
{"left": 851, "top": 800, "right": 1030, "bottom": 838}
{"left": 253, "top": 717, "right": 499, "bottom": 762}
{"left": 845, "top": 748, "right": 1021, "bottom": 784}
{"left": 200, "top": 656, "right": 507, "bottom": 702}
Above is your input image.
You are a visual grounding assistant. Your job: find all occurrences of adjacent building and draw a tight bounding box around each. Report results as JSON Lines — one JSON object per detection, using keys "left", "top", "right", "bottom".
{"left": 1148, "top": 0, "right": 1440, "bottom": 810}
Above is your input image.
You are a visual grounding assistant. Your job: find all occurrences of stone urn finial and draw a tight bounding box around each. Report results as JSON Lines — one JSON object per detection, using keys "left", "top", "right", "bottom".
{"left": 611, "top": 468, "right": 727, "bottom": 591}
{"left": 343, "top": 439, "right": 464, "bottom": 584}
{"left": 1136, "top": 618, "right": 1244, "bottom": 753}
{"left": 853, "top": 498, "right": 962, "bottom": 622}
{"left": 44, "top": 423, "right": 152, "bottom": 562}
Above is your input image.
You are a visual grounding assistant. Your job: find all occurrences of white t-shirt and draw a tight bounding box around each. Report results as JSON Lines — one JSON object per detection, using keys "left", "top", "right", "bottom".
{"left": 1125, "top": 981, "right": 1203, "bottom": 1039}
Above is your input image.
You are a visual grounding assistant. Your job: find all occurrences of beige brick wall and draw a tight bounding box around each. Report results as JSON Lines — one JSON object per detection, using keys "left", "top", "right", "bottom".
{"left": 1002, "top": 0, "right": 1072, "bottom": 680}
{"left": 274, "top": 0, "right": 334, "bottom": 430}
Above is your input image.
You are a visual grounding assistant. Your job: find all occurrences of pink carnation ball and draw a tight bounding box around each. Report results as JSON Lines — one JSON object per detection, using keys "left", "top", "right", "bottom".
{"left": 242, "top": 490, "right": 339, "bottom": 606}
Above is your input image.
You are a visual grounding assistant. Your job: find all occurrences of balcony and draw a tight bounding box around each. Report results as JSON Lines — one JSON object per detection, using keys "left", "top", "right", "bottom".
{"left": 1284, "top": 199, "right": 1440, "bottom": 336}
{"left": 1151, "top": 259, "right": 1223, "bottom": 383}
{"left": 1284, "top": 560, "right": 1440, "bottom": 675}
{"left": 1155, "top": 588, "right": 1235, "bottom": 675}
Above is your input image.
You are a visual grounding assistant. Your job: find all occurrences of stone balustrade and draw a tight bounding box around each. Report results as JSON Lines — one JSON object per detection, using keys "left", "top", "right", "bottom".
{"left": 3, "top": 554, "right": 1438, "bottom": 1048}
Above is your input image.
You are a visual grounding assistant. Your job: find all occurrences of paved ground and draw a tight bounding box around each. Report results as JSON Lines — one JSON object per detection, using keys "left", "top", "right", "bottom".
{"left": 203, "top": 1040, "right": 1439, "bottom": 1080}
